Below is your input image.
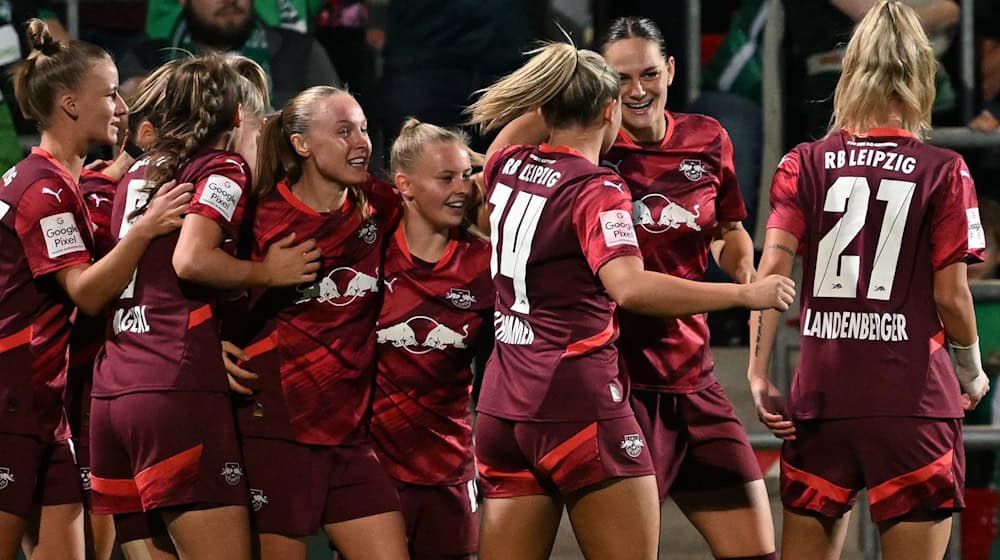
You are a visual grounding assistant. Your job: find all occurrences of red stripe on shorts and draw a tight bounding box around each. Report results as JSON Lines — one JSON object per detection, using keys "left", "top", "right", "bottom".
{"left": 537, "top": 422, "right": 599, "bottom": 474}
{"left": 134, "top": 444, "right": 203, "bottom": 509}
{"left": 782, "top": 458, "right": 852, "bottom": 509}
{"left": 477, "top": 461, "right": 536, "bottom": 481}
{"left": 0, "top": 325, "right": 31, "bottom": 352}
{"left": 90, "top": 474, "right": 143, "bottom": 513}
{"left": 561, "top": 320, "right": 615, "bottom": 358}
{"left": 243, "top": 331, "right": 278, "bottom": 359}
{"left": 868, "top": 449, "right": 953, "bottom": 505}
{"left": 188, "top": 304, "right": 213, "bottom": 330}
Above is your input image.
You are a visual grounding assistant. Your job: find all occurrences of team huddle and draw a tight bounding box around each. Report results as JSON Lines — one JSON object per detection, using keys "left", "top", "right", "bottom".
{"left": 0, "top": 1, "right": 992, "bottom": 560}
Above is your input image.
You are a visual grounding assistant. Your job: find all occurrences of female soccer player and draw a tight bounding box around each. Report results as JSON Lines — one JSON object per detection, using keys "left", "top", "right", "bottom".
{"left": 88, "top": 54, "right": 319, "bottom": 559}
{"left": 601, "top": 16, "right": 776, "bottom": 560}
{"left": 749, "top": 3, "right": 989, "bottom": 559}
{"left": 230, "top": 85, "right": 408, "bottom": 560}
{"left": 367, "top": 118, "right": 493, "bottom": 558}
{"left": 0, "top": 19, "right": 190, "bottom": 560}
{"left": 465, "top": 41, "right": 795, "bottom": 560}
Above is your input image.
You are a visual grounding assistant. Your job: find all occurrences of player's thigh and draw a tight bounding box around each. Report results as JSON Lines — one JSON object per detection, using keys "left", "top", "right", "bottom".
{"left": 478, "top": 495, "right": 563, "bottom": 560}
{"left": 257, "top": 532, "right": 306, "bottom": 560}
{"left": 780, "top": 508, "right": 851, "bottom": 560}
{"left": 878, "top": 517, "right": 952, "bottom": 560}
{"left": 22, "top": 503, "right": 85, "bottom": 560}
{"left": 162, "top": 505, "right": 251, "bottom": 560}
{"left": 85, "top": 510, "right": 115, "bottom": 560}
{"left": 0, "top": 510, "right": 24, "bottom": 560}
{"left": 565, "top": 475, "right": 659, "bottom": 560}
{"left": 323, "top": 511, "right": 408, "bottom": 560}
{"left": 673, "top": 479, "right": 775, "bottom": 557}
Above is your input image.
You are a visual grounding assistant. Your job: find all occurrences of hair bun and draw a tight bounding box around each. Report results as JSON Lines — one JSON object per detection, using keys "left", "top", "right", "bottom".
{"left": 25, "top": 18, "right": 60, "bottom": 56}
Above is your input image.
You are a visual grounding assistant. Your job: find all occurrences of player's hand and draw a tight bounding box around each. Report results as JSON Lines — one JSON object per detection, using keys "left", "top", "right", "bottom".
{"left": 134, "top": 180, "right": 193, "bottom": 238}
{"left": 959, "top": 370, "right": 989, "bottom": 411}
{"left": 261, "top": 232, "right": 322, "bottom": 287}
{"left": 222, "top": 340, "right": 257, "bottom": 396}
{"left": 741, "top": 275, "right": 795, "bottom": 311}
{"left": 749, "top": 374, "right": 796, "bottom": 439}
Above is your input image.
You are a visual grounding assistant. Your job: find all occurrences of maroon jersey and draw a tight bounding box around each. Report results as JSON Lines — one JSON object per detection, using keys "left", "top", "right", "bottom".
{"left": 476, "top": 144, "right": 642, "bottom": 422}
{"left": 369, "top": 226, "right": 493, "bottom": 484}
{"left": 66, "top": 164, "right": 120, "bottom": 423}
{"left": 767, "top": 128, "right": 985, "bottom": 419}
{"left": 234, "top": 177, "right": 402, "bottom": 446}
{"left": 93, "top": 149, "right": 251, "bottom": 397}
{"left": 605, "top": 112, "right": 747, "bottom": 392}
{"left": 0, "top": 148, "right": 95, "bottom": 440}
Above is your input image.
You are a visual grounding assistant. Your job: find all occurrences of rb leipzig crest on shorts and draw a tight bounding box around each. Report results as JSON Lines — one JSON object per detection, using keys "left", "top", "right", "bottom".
{"left": 250, "top": 489, "right": 269, "bottom": 512}
{"left": 620, "top": 434, "right": 645, "bottom": 458}
{"left": 0, "top": 467, "right": 13, "bottom": 489}
{"left": 220, "top": 462, "right": 244, "bottom": 486}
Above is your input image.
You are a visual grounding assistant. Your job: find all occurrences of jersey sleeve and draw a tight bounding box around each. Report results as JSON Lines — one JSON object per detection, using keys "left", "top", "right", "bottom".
{"left": 929, "top": 157, "right": 985, "bottom": 269}
{"left": 187, "top": 158, "right": 250, "bottom": 240}
{"left": 716, "top": 128, "right": 748, "bottom": 223}
{"left": 15, "top": 178, "right": 93, "bottom": 277}
{"left": 80, "top": 172, "right": 118, "bottom": 258}
{"left": 572, "top": 173, "right": 642, "bottom": 275}
{"left": 766, "top": 150, "right": 807, "bottom": 243}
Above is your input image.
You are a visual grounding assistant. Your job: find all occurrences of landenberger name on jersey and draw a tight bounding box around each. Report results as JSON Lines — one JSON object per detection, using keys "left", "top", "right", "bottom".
{"left": 801, "top": 308, "right": 908, "bottom": 342}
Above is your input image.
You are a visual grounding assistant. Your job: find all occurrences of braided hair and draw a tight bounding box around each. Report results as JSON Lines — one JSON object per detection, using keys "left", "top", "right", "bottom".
{"left": 136, "top": 53, "right": 242, "bottom": 214}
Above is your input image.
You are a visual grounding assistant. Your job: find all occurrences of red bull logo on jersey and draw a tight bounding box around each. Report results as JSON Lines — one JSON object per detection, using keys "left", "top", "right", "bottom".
{"left": 632, "top": 194, "right": 701, "bottom": 233}
{"left": 445, "top": 288, "right": 477, "bottom": 309}
{"left": 359, "top": 219, "right": 378, "bottom": 244}
{"left": 376, "top": 316, "right": 469, "bottom": 354}
{"left": 295, "top": 266, "right": 380, "bottom": 307}
{"left": 679, "top": 159, "right": 708, "bottom": 181}
{"left": 0, "top": 467, "right": 13, "bottom": 489}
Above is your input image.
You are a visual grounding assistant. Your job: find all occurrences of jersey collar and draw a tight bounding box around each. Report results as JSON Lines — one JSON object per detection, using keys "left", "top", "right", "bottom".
{"left": 31, "top": 147, "right": 77, "bottom": 185}
{"left": 393, "top": 223, "right": 460, "bottom": 272}
{"left": 617, "top": 110, "right": 675, "bottom": 148}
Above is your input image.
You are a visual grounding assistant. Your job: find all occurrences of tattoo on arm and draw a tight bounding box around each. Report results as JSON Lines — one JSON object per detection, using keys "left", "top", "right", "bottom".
{"left": 768, "top": 243, "right": 795, "bottom": 257}
{"left": 754, "top": 312, "right": 763, "bottom": 358}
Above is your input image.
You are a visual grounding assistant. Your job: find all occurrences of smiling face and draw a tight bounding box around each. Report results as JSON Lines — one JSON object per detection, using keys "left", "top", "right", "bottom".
{"left": 396, "top": 141, "right": 473, "bottom": 231}
{"left": 603, "top": 37, "right": 674, "bottom": 143}
{"left": 73, "top": 58, "right": 128, "bottom": 146}
{"left": 294, "top": 93, "right": 371, "bottom": 186}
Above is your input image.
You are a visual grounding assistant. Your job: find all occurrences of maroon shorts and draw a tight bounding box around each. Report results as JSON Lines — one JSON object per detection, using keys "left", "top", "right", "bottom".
{"left": 88, "top": 391, "right": 248, "bottom": 515}
{"left": 241, "top": 436, "right": 401, "bottom": 537}
{"left": 474, "top": 413, "right": 654, "bottom": 499}
{"left": 781, "top": 417, "right": 965, "bottom": 522}
{"left": 0, "top": 435, "right": 83, "bottom": 517}
{"left": 398, "top": 480, "right": 478, "bottom": 558}
{"left": 631, "top": 382, "right": 763, "bottom": 502}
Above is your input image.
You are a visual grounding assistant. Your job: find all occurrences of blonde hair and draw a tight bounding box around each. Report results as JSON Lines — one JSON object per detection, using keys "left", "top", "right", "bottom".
{"left": 10, "top": 19, "right": 112, "bottom": 129}
{"left": 227, "top": 55, "right": 270, "bottom": 118}
{"left": 255, "top": 86, "right": 369, "bottom": 219}
{"left": 390, "top": 118, "right": 471, "bottom": 173}
{"left": 127, "top": 58, "right": 184, "bottom": 135}
{"left": 466, "top": 42, "right": 620, "bottom": 132}
{"left": 831, "top": 0, "right": 936, "bottom": 139}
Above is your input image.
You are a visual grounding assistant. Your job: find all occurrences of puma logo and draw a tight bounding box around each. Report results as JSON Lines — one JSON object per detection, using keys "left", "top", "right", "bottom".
{"left": 41, "top": 188, "right": 63, "bottom": 203}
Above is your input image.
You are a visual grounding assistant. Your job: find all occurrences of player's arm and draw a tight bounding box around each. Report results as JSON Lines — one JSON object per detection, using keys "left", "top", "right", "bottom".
{"left": 746, "top": 228, "right": 798, "bottom": 438}
{"left": 831, "top": 0, "right": 959, "bottom": 32}
{"left": 934, "top": 262, "right": 989, "bottom": 407}
{"left": 710, "top": 221, "right": 756, "bottom": 284}
{"left": 598, "top": 255, "right": 793, "bottom": 317}
{"left": 172, "top": 214, "right": 321, "bottom": 289}
{"left": 55, "top": 181, "right": 193, "bottom": 315}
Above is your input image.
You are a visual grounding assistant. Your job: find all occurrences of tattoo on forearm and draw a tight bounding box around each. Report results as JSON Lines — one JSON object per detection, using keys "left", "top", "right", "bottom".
{"left": 768, "top": 243, "right": 795, "bottom": 257}
{"left": 754, "top": 312, "right": 763, "bottom": 358}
